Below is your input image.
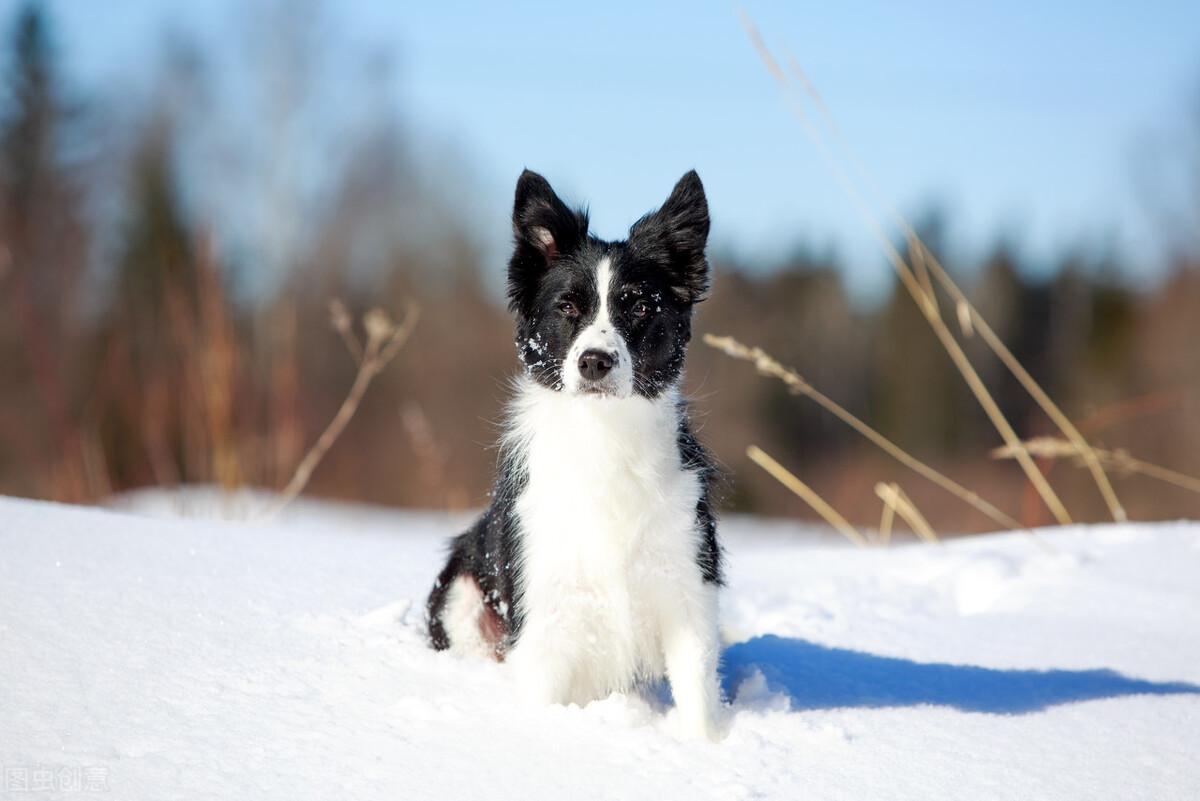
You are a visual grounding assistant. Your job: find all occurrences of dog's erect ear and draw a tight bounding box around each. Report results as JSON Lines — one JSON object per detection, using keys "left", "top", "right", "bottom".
{"left": 508, "top": 169, "right": 589, "bottom": 313}
{"left": 628, "top": 170, "right": 710, "bottom": 303}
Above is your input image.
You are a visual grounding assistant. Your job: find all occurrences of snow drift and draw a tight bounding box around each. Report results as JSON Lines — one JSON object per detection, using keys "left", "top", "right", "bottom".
{"left": 1, "top": 495, "right": 1197, "bottom": 800}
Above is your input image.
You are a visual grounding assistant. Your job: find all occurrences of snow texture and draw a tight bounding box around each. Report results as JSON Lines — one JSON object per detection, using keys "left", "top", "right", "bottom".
{"left": 2, "top": 494, "right": 1198, "bottom": 800}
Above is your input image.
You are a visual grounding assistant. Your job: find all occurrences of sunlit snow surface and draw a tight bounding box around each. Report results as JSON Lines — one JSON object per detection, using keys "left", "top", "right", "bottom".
{"left": 2, "top": 493, "right": 1198, "bottom": 800}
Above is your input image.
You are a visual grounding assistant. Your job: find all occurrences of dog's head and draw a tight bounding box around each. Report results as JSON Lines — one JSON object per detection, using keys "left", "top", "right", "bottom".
{"left": 507, "top": 170, "right": 710, "bottom": 399}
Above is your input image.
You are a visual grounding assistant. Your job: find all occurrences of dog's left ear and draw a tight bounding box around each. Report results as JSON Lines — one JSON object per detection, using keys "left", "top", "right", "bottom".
{"left": 628, "top": 170, "right": 710, "bottom": 303}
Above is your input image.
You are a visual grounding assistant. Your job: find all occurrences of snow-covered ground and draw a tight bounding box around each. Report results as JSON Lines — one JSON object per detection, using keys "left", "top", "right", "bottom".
{"left": 2, "top": 494, "right": 1198, "bottom": 800}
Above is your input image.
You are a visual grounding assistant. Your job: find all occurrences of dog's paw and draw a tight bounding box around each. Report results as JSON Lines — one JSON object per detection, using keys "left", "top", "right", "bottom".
{"left": 668, "top": 704, "right": 728, "bottom": 743}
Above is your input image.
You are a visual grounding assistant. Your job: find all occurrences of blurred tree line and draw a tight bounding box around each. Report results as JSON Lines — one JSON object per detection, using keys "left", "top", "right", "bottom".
{"left": 1, "top": 2, "right": 1198, "bottom": 531}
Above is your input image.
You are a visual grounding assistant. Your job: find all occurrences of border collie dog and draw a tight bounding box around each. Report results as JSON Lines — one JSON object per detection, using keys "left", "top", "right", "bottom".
{"left": 426, "top": 169, "right": 722, "bottom": 739}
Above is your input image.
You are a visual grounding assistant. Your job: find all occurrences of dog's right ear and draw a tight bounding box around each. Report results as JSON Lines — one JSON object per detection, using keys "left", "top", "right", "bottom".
{"left": 508, "top": 170, "right": 588, "bottom": 314}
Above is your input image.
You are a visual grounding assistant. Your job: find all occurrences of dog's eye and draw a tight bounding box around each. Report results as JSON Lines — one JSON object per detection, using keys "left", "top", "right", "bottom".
{"left": 558, "top": 300, "right": 580, "bottom": 318}
{"left": 631, "top": 300, "right": 651, "bottom": 319}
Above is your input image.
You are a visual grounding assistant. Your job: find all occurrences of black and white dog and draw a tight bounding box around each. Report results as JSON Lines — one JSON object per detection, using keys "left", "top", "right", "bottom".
{"left": 426, "top": 169, "right": 723, "bottom": 739}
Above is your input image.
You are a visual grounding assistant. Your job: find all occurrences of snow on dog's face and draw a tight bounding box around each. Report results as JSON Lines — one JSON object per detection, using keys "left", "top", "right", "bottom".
{"left": 507, "top": 170, "right": 710, "bottom": 399}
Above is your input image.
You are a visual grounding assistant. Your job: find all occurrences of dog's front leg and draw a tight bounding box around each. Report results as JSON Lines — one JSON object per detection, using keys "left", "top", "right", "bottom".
{"left": 506, "top": 622, "right": 574, "bottom": 706}
{"left": 661, "top": 584, "right": 723, "bottom": 740}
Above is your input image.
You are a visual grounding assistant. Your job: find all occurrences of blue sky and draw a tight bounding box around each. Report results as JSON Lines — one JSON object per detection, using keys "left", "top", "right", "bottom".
{"left": 19, "top": 0, "right": 1200, "bottom": 301}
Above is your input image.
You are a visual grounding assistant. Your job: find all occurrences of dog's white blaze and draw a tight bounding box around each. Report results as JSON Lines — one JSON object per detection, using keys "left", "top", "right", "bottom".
{"left": 563, "top": 256, "right": 634, "bottom": 396}
{"left": 594, "top": 256, "right": 612, "bottom": 325}
{"left": 501, "top": 376, "right": 722, "bottom": 739}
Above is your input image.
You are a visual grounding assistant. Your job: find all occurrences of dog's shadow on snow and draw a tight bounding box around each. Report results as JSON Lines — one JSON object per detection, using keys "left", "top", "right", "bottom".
{"left": 720, "top": 635, "right": 1200, "bottom": 714}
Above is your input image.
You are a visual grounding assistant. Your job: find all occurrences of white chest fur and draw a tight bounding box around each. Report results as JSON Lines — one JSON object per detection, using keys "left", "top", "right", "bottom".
{"left": 503, "top": 378, "right": 711, "bottom": 707}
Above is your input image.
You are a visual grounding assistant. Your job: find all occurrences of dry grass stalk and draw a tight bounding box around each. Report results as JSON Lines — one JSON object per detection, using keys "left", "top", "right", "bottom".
{"left": 876, "top": 484, "right": 896, "bottom": 545}
{"left": 737, "top": 10, "right": 1074, "bottom": 527}
{"left": 875, "top": 482, "right": 940, "bottom": 544}
{"left": 707, "top": 333, "right": 1022, "bottom": 532}
{"left": 329, "top": 299, "right": 363, "bottom": 365}
{"left": 773, "top": 27, "right": 1125, "bottom": 524}
{"left": 955, "top": 298, "right": 975, "bottom": 338}
{"left": 905, "top": 229, "right": 939, "bottom": 317}
{"left": 992, "top": 438, "right": 1200, "bottom": 496}
{"left": 781, "top": 66, "right": 1118, "bottom": 523}
{"left": 913, "top": 240, "right": 1126, "bottom": 522}
{"left": 746, "top": 445, "right": 867, "bottom": 547}
{"left": 264, "top": 301, "right": 419, "bottom": 518}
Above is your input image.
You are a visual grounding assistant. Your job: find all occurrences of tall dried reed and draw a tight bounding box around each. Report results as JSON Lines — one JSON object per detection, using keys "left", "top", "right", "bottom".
{"left": 746, "top": 445, "right": 866, "bottom": 546}
{"left": 730, "top": 9, "right": 1136, "bottom": 527}
{"left": 706, "top": 333, "right": 1022, "bottom": 533}
{"left": 992, "top": 438, "right": 1200, "bottom": 497}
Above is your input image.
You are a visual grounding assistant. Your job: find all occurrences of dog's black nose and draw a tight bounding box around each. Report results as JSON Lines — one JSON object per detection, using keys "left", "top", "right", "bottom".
{"left": 578, "top": 349, "right": 615, "bottom": 381}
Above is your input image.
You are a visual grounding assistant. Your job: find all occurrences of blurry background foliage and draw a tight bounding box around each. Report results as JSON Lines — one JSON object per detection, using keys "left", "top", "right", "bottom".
{"left": 2, "top": 1, "right": 1199, "bottom": 532}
